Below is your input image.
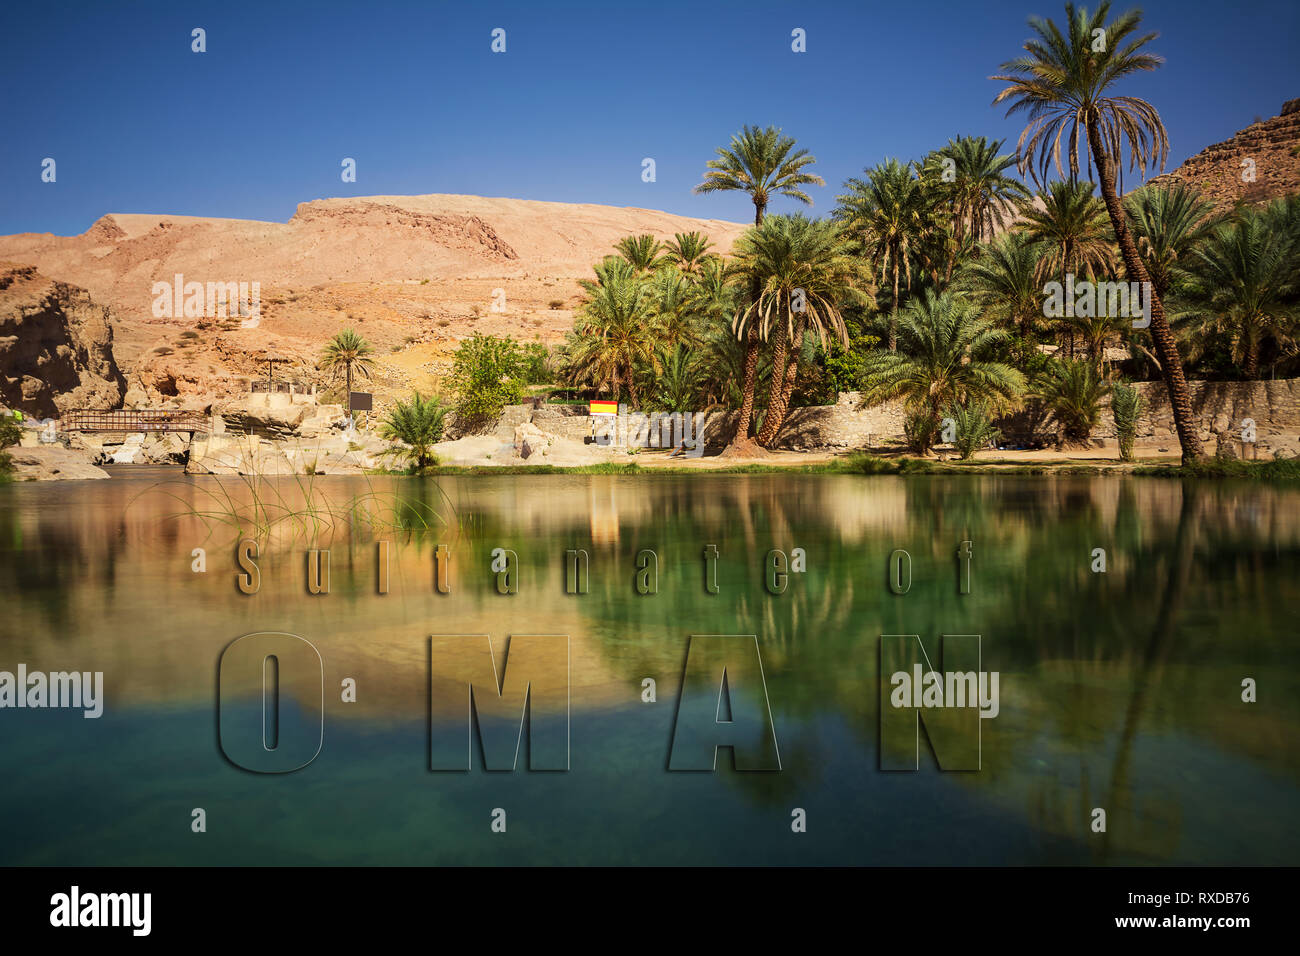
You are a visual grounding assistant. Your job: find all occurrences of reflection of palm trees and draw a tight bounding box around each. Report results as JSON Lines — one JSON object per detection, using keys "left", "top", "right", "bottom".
{"left": 1097, "top": 482, "right": 1199, "bottom": 861}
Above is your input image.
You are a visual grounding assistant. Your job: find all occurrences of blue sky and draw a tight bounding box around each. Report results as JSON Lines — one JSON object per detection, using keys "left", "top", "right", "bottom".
{"left": 2, "top": 0, "right": 1297, "bottom": 235}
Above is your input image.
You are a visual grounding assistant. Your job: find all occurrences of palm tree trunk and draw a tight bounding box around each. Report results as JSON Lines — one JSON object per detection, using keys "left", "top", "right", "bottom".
{"left": 757, "top": 314, "right": 806, "bottom": 446}
{"left": 1244, "top": 333, "right": 1259, "bottom": 379}
{"left": 1086, "top": 124, "right": 1203, "bottom": 463}
{"left": 730, "top": 203, "right": 767, "bottom": 448}
{"left": 889, "top": 264, "right": 899, "bottom": 351}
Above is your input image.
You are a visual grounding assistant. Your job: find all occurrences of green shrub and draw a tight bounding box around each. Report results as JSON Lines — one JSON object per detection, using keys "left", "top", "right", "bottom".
{"left": 1032, "top": 359, "right": 1110, "bottom": 447}
{"left": 904, "top": 409, "right": 941, "bottom": 456}
{"left": 947, "top": 400, "right": 1002, "bottom": 460}
{"left": 449, "top": 333, "right": 526, "bottom": 427}
{"left": 381, "top": 392, "right": 447, "bottom": 472}
{"left": 519, "top": 341, "right": 552, "bottom": 385}
{"left": 1110, "top": 382, "right": 1141, "bottom": 461}
{"left": 0, "top": 417, "right": 21, "bottom": 450}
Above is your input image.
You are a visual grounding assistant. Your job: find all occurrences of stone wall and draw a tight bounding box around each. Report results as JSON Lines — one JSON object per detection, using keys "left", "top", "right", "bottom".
{"left": 483, "top": 378, "right": 1300, "bottom": 457}
{"left": 773, "top": 392, "right": 907, "bottom": 450}
{"left": 1092, "top": 378, "right": 1300, "bottom": 457}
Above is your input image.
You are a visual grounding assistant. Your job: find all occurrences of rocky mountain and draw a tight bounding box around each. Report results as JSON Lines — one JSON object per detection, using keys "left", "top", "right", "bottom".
{"left": 0, "top": 195, "right": 747, "bottom": 408}
{"left": 0, "top": 263, "right": 126, "bottom": 418}
{"left": 1145, "top": 98, "right": 1300, "bottom": 210}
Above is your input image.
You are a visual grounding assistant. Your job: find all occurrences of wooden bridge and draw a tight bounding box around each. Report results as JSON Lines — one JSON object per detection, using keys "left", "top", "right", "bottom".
{"left": 60, "top": 408, "right": 209, "bottom": 433}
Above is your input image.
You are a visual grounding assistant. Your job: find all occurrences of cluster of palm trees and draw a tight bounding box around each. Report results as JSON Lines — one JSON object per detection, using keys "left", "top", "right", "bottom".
{"left": 556, "top": 2, "right": 1299, "bottom": 463}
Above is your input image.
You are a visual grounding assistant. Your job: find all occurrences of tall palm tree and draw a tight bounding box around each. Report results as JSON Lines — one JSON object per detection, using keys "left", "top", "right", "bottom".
{"left": 614, "top": 234, "right": 667, "bottom": 273}
{"left": 730, "top": 215, "right": 861, "bottom": 446}
{"left": 992, "top": 1, "right": 1204, "bottom": 462}
{"left": 319, "top": 328, "right": 375, "bottom": 422}
{"left": 647, "top": 266, "right": 698, "bottom": 349}
{"left": 835, "top": 159, "right": 923, "bottom": 350}
{"left": 1122, "top": 183, "right": 1219, "bottom": 298}
{"left": 663, "top": 232, "right": 717, "bottom": 277}
{"left": 956, "top": 231, "right": 1045, "bottom": 339}
{"left": 651, "top": 343, "right": 700, "bottom": 412}
{"left": 1178, "top": 209, "right": 1299, "bottom": 379}
{"left": 695, "top": 125, "right": 825, "bottom": 445}
{"left": 567, "top": 264, "right": 658, "bottom": 403}
{"left": 859, "top": 289, "right": 1026, "bottom": 453}
{"left": 924, "top": 136, "right": 1031, "bottom": 279}
{"left": 1019, "top": 180, "right": 1115, "bottom": 356}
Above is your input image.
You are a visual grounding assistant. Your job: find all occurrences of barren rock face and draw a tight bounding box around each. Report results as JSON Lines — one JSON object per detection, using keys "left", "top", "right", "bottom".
{"left": 1144, "top": 97, "right": 1300, "bottom": 211}
{"left": 0, "top": 263, "right": 126, "bottom": 418}
{"left": 0, "top": 194, "right": 747, "bottom": 416}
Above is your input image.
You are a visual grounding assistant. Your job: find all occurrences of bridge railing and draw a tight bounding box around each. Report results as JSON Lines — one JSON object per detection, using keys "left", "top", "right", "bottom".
{"left": 60, "top": 409, "right": 209, "bottom": 433}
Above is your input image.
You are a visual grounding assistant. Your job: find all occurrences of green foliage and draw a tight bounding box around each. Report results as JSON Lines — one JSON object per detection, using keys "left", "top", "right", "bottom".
{"left": 319, "top": 328, "right": 376, "bottom": 401}
{"left": 449, "top": 333, "right": 526, "bottom": 426}
{"left": 822, "top": 332, "right": 878, "bottom": 394}
{"left": 1032, "top": 358, "right": 1110, "bottom": 447}
{"left": 1110, "top": 382, "right": 1142, "bottom": 461}
{"left": 650, "top": 344, "right": 699, "bottom": 412}
{"left": 904, "top": 409, "right": 942, "bottom": 456}
{"left": 992, "top": 2, "right": 1170, "bottom": 185}
{"left": 1177, "top": 200, "right": 1299, "bottom": 378}
{"left": 518, "top": 342, "right": 552, "bottom": 385}
{"left": 858, "top": 289, "right": 1026, "bottom": 439}
{"left": 381, "top": 392, "right": 447, "bottom": 472}
{"left": 0, "top": 417, "right": 21, "bottom": 450}
{"left": 695, "top": 125, "right": 825, "bottom": 219}
{"left": 947, "top": 400, "right": 1003, "bottom": 460}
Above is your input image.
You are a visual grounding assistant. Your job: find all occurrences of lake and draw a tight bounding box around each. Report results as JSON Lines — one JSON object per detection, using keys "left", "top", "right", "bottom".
{"left": 1, "top": 471, "right": 1297, "bottom": 865}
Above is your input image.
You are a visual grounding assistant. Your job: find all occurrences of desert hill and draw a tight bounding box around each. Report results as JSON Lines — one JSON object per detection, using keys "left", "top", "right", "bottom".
{"left": 0, "top": 195, "right": 747, "bottom": 407}
{"left": 1145, "top": 97, "right": 1300, "bottom": 210}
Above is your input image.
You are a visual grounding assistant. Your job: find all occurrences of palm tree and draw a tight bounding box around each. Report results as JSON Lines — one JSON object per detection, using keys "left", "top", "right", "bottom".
{"left": 835, "top": 159, "right": 923, "bottom": 350}
{"left": 647, "top": 267, "right": 698, "bottom": 349}
{"left": 663, "top": 232, "right": 717, "bottom": 277}
{"left": 651, "top": 343, "right": 699, "bottom": 412}
{"left": 695, "top": 125, "right": 825, "bottom": 446}
{"left": 381, "top": 392, "right": 447, "bottom": 471}
{"left": 1178, "top": 209, "right": 1299, "bottom": 379}
{"left": 614, "top": 234, "right": 667, "bottom": 273}
{"left": 859, "top": 289, "right": 1026, "bottom": 454}
{"left": 1110, "top": 381, "right": 1142, "bottom": 460}
{"left": 956, "top": 231, "right": 1045, "bottom": 339}
{"left": 923, "top": 136, "right": 1031, "bottom": 280}
{"left": 1033, "top": 357, "right": 1111, "bottom": 447}
{"left": 729, "top": 215, "right": 861, "bottom": 445}
{"left": 992, "top": 1, "right": 1204, "bottom": 462}
{"left": 1122, "top": 183, "right": 1218, "bottom": 298}
{"left": 567, "top": 265, "right": 657, "bottom": 403}
{"left": 1019, "top": 180, "right": 1115, "bottom": 357}
{"left": 319, "top": 328, "right": 375, "bottom": 422}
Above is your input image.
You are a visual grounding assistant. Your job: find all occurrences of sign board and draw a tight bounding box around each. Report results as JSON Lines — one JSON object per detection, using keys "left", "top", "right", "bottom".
{"left": 588, "top": 400, "right": 617, "bottom": 417}
{"left": 349, "top": 392, "right": 373, "bottom": 412}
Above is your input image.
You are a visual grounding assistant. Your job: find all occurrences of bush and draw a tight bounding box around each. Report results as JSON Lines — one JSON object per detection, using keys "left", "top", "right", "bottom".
{"left": 1032, "top": 359, "right": 1110, "bottom": 447}
{"left": 947, "top": 400, "right": 1002, "bottom": 460}
{"left": 449, "top": 333, "right": 526, "bottom": 428}
{"left": 381, "top": 392, "right": 447, "bottom": 472}
{"left": 904, "top": 409, "right": 942, "bottom": 456}
{"left": 0, "top": 415, "right": 19, "bottom": 478}
{"left": 1110, "top": 382, "right": 1142, "bottom": 462}
{"left": 518, "top": 341, "right": 551, "bottom": 385}
{"left": 0, "top": 416, "right": 21, "bottom": 450}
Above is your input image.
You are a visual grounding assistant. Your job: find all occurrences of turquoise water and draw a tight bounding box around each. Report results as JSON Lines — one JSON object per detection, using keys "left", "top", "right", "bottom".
{"left": 0, "top": 472, "right": 1297, "bottom": 864}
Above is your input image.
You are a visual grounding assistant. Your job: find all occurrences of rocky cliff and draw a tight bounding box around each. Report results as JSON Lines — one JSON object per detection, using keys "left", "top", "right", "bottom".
{"left": 1145, "top": 98, "right": 1300, "bottom": 210}
{"left": 0, "top": 263, "right": 126, "bottom": 418}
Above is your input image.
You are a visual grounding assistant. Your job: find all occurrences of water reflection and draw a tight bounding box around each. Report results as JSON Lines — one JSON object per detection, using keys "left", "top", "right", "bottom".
{"left": 0, "top": 473, "right": 1297, "bottom": 865}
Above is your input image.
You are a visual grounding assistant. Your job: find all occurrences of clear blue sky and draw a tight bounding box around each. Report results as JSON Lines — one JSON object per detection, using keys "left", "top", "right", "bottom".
{"left": 3, "top": 0, "right": 1297, "bottom": 235}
